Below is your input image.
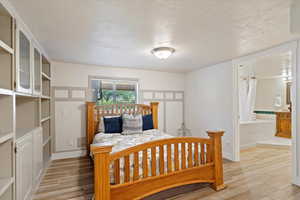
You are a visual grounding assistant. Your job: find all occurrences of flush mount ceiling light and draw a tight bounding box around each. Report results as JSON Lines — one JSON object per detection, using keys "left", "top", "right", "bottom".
{"left": 151, "top": 47, "right": 175, "bottom": 59}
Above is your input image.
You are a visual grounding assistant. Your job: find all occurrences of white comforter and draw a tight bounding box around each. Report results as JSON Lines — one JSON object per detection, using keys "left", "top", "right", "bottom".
{"left": 92, "top": 129, "right": 174, "bottom": 153}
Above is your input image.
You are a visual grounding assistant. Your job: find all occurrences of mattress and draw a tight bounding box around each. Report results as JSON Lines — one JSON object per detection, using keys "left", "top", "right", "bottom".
{"left": 92, "top": 129, "right": 174, "bottom": 153}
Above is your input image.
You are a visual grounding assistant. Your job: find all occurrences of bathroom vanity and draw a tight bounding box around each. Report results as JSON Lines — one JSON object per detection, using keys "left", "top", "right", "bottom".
{"left": 275, "top": 111, "right": 291, "bottom": 138}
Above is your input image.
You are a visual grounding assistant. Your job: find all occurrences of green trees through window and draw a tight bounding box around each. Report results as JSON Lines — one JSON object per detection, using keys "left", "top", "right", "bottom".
{"left": 91, "top": 79, "right": 138, "bottom": 105}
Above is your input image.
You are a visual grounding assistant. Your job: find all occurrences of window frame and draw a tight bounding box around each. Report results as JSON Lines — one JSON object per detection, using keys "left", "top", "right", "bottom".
{"left": 89, "top": 76, "right": 139, "bottom": 105}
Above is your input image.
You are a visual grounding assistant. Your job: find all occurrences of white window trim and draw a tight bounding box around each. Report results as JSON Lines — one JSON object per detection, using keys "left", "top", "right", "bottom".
{"left": 88, "top": 76, "right": 140, "bottom": 104}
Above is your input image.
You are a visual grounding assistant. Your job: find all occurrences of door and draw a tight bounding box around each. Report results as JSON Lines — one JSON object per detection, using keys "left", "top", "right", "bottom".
{"left": 16, "top": 133, "right": 33, "bottom": 200}
{"left": 16, "top": 29, "right": 32, "bottom": 94}
{"left": 33, "top": 48, "right": 41, "bottom": 95}
{"left": 33, "top": 127, "right": 43, "bottom": 184}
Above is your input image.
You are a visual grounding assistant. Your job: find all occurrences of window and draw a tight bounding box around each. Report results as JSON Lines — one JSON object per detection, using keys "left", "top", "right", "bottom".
{"left": 90, "top": 78, "right": 138, "bottom": 105}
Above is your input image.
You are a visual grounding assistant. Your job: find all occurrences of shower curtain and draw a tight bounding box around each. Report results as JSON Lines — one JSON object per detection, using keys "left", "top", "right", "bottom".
{"left": 239, "top": 78, "right": 257, "bottom": 122}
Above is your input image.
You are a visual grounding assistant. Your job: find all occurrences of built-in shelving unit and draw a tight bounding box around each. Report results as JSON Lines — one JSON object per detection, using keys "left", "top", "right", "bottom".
{"left": 33, "top": 48, "right": 41, "bottom": 95}
{"left": 0, "top": 89, "right": 13, "bottom": 96}
{"left": 41, "top": 98, "right": 50, "bottom": 119}
{"left": 42, "top": 57, "right": 51, "bottom": 77}
{"left": 42, "top": 72, "right": 51, "bottom": 81}
{"left": 41, "top": 95, "right": 51, "bottom": 99}
{"left": 0, "top": 4, "right": 13, "bottom": 92}
{"left": 0, "top": 95, "right": 14, "bottom": 137}
{"left": 16, "top": 97, "right": 40, "bottom": 139}
{"left": 16, "top": 30, "right": 31, "bottom": 94}
{"left": 42, "top": 119, "right": 50, "bottom": 143}
{"left": 0, "top": 139, "right": 14, "bottom": 200}
{"left": 41, "top": 56, "right": 52, "bottom": 167}
{"left": 0, "top": 2, "right": 52, "bottom": 199}
{"left": 41, "top": 116, "right": 50, "bottom": 123}
{"left": 0, "top": 133, "right": 13, "bottom": 144}
{"left": 0, "top": 178, "right": 14, "bottom": 199}
{"left": 42, "top": 81, "right": 50, "bottom": 97}
{"left": 0, "top": 3, "right": 15, "bottom": 200}
{"left": 0, "top": 39, "right": 13, "bottom": 54}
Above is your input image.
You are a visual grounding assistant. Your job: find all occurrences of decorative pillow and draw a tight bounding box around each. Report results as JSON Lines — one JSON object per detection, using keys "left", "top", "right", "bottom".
{"left": 98, "top": 115, "right": 122, "bottom": 133}
{"left": 142, "top": 114, "right": 154, "bottom": 131}
{"left": 98, "top": 117, "right": 104, "bottom": 132}
{"left": 122, "top": 114, "right": 143, "bottom": 135}
{"left": 103, "top": 116, "right": 122, "bottom": 133}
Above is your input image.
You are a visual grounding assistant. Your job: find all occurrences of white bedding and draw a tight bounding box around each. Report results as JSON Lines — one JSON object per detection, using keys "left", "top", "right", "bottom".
{"left": 92, "top": 129, "right": 174, "bottom": 153}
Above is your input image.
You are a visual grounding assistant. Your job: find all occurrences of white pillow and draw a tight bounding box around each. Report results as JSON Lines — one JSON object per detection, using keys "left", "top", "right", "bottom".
{"left": 98, "top": 117, "right": 104, "bottom": 132}
{"left": 121, "top": 114, "right": 143, "bottom": 135}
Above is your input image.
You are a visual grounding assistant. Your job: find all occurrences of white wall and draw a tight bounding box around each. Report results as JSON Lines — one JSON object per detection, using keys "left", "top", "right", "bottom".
{"left": 238, "top": 54, "right": 290, "bottom": 111}
{"left": 185, "top": 62, "right": 235, "bottom": 160}
{"left": 52, "top": 61, "right": 185, "bottom": 158}
{"left": 254, "top": 54, "right": 289, "bottom": 111}
{"left": 293, "top": 40, "right": 300, "bottom": 186}
{"left": 52, "top": 62, "right": 184, "bottom": 90}
{"left": 255, "top": 78, "right": 286, "bottom": 110}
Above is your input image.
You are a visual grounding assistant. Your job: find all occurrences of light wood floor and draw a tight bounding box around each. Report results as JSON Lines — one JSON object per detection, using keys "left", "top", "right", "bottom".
{"left": 34, "top": 147, "right": 300, "bottom": 200}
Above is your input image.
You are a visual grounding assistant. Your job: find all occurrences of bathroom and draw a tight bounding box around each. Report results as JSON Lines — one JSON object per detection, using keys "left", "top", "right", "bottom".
{"left": 239, "top": 51, "right": 292, "bottom": 149}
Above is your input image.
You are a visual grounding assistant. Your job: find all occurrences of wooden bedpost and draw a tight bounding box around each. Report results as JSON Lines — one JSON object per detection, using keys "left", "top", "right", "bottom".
{"left": 207, "top": 130, "right": 226, "bottom": 191}
{"left": 87, "top": 102, "right": 96, "bottom": 156}
{"left": 91, "top": 145, "right": 113, "bottom": 200}
{"left": 150, "top": 102, "right": 159, "bottom": 129}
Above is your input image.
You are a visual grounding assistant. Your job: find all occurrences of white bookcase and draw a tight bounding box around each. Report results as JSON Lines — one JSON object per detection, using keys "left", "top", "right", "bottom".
{"left": 0, "top": 3, "right": 15, "bottom": 200}
{"left": 33, "top": 47, "right": 42, "bottom": 96}
{"left": 15, "top": 96, "right": 40, "bottom": 139}
{"left": 41, "top": 56, "right": 52, "bottom": 167}
{"left": 0, "top": 2, "right": 52, "bottom": 199}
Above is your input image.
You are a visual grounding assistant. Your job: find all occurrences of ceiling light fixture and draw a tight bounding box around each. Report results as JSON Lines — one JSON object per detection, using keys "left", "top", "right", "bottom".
{"left": 151, "top": 47, "right": 175, "bottom": 59}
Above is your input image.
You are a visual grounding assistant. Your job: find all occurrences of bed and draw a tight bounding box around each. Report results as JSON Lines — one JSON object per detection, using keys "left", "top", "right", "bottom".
{"left": 86, "top": 102, "right": 226, "bottom": 200}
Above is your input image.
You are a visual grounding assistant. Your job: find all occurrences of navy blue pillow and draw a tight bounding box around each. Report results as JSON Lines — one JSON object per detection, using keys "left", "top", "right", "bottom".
{"left": 142, "top": 114, "right": 154, "bottom": 131}
{"left": 103, "top": 116, "right": 122, "bottom": 133}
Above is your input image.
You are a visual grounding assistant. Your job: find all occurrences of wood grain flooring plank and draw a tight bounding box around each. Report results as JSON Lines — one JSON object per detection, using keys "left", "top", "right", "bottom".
{"left": 34, "top": 147, "right": 299, "bottom": 200}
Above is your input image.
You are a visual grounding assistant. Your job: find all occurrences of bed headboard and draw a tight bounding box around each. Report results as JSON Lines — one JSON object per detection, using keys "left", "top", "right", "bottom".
{"left": 86, "top": 102, "right": 159, "bottom": 154}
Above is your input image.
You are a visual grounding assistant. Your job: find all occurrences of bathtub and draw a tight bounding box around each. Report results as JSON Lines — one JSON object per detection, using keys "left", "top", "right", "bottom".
{"left": 240, "top": 118, "right": 276, "bottom": 149}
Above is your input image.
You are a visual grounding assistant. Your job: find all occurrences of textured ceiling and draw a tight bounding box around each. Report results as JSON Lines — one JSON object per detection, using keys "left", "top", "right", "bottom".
{"left": 8, "top": 0, "right": 299, "bottom": 72}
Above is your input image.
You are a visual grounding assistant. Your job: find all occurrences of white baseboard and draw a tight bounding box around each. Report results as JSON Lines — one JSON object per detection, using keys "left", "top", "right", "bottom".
{"left": 293, "top": 176, "right": 300, "bottom": 186}
{"left": 223, "top": 151, "right": 234, "bottom": 161}
{"left": 240, "top": 143, "right": 257, "bottom": 150}
{"left": 52, "top": 150, "right": 87, "bottom": 160}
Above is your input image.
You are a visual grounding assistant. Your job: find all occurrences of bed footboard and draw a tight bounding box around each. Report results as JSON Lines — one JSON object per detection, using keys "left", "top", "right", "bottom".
{"left": 91, "top": 131, "right": 226, "bottom": 200}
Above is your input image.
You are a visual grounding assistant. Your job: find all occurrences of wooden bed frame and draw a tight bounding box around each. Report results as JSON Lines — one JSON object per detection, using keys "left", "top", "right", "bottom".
{"left": 86, "top": 102, "right": 226, "bottom": 200}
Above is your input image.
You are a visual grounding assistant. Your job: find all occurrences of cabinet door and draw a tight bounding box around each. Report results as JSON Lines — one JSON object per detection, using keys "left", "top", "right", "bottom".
{"left": 33, "top": 127, "right": 43, "bottom": 184}
{"left": 16, "top": 133, "right": 33, "bottom": 200}
{"left": 33, "top": 48, "right": 41, "bottom": 95}
{"left": 16, "top": 30, "right": 32, "bottom": 93}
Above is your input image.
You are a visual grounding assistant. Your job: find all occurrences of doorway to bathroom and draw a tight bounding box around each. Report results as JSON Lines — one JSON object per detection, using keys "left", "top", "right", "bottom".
{"left": 232, "top": 42, "right": 298, "bottom": 184}
{"left": 238, "top": 51, "right": 292, "bottom": 150}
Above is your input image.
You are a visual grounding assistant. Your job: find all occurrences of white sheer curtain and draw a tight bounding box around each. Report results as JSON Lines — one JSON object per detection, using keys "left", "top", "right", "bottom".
{"left": 239, "top": 79, "right": 248, "bottom": 121}
{"left": 239, "top": 78, "right": 257, "bottom": 122}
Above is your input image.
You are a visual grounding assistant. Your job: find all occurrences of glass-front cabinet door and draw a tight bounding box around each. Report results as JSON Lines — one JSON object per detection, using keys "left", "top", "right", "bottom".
{"left": 16, "top": 30, "right": 32, "bottom": 93}
{"left": 33, "top": 48, "right": 41, "bottom": 95}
